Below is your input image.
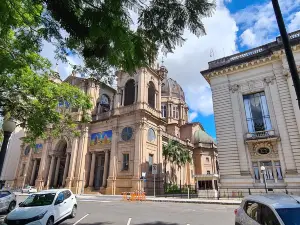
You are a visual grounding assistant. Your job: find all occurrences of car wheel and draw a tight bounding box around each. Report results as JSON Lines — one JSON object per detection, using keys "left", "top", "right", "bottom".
{"left": 46, "top": 217, "right": 54, "bottom": 225}
{"left": 7, "top": 201, "right": 16, "bottom": 213}
{"left": 70, "top": 205, "right": 77, "bottom": 218}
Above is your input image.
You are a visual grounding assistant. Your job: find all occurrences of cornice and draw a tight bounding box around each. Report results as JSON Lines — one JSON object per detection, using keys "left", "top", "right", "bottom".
{"left": 204, "top": 43, "right": 300, "bottom": 83}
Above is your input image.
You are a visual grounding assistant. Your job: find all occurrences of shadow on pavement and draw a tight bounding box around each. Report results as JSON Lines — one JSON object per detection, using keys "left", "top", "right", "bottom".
{"left": 135, "top": 222, "right": 179, "bottom": 225}
{"left": 69, "top": 223, "right": 113, "bottom": 225}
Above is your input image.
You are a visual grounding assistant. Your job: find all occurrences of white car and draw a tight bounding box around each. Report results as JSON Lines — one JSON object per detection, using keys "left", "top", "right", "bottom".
{"left": 0, "top": 190, "right": 16, "bottom": 213}
{"left": 21, "top": 186, "right": 37, "bottom": 194}
{"left": 4, "top": 189, "right": 77, "bottom": 225}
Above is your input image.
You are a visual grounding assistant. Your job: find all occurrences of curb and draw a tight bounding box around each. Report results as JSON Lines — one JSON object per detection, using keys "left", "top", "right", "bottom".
{"left": 144, "top": 199, "right": 241, "bottom": 205}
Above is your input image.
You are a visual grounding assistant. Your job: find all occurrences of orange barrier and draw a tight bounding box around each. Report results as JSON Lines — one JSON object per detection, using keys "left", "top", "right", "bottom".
{"left": 122, "top": 191, "right": 146, "bottom": 201}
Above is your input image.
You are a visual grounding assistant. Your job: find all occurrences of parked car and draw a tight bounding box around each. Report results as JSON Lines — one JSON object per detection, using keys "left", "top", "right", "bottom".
{"left": 21, "top": 186, "right": 37, "bottom": 194}
{"left": 4, "top": 189, "right": 77, "bottom": 225}
{"left": 235, "top": 194, "right": 300, "bottom": 225}
{"left": 0, "top": 190, "right": 16, "bottom": 213}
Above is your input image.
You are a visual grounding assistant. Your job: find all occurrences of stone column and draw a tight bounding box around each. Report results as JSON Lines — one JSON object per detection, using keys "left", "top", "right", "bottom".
{"left": 66, "top": 137, "right": 79, "bottom": 188}
{"left": 30, "top": 159, "right": 37, "bottom": 186}
{"left": 46, "top": 156, "right": 55, "bottom": 188}
{"left": 108, "top": 126, "right": 118, "bottom": 195}
{"left": 62, "top": 153, "right": 70, "bottom": 186}
{"left": 89, "top": 153, "right": 96, "bottom": 187}
{"left": 53, "top": 157, "right": 61, "bottom": 187}
{"left": 102, "top": 150, "right": 109, "bottom": 187}
{"left": 36, "top": 139, "right": 51, "bottom": 190}
{"left": 75, "top": 125, "right": 89, "bottom": 194}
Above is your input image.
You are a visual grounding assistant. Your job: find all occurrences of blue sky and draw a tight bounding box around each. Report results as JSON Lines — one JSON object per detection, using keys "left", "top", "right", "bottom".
{"left": 42, "top": 0, "right": 300, "bottom": 141}
{"left": 176, "top": 0, "right": 300, "bottom": 140}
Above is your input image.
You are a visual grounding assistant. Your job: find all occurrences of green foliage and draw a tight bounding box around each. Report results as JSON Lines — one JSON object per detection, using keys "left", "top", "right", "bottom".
{"left": 0, "top": 0, "right": 92, "bottom": 145}
{"left": 1, "top": 0, "right": 215, "bottom": 82}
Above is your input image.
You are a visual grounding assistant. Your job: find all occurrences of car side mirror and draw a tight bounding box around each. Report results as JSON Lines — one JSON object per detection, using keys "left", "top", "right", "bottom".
{"left": 55, "top": 199, "right": 63, "bottom": 205}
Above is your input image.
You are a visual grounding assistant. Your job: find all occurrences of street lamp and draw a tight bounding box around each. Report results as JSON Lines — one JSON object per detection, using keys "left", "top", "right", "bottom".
{"left": 271, "top": 0, "right": 300, "bottom": 109}
{"left": 0, "top": 119, "right": 16, "bottom": 179}
{"left": 260, "top": 166, "right": 268, "bottom": 194}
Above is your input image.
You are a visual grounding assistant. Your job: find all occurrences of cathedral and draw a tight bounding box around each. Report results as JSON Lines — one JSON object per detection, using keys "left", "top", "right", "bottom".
{"left": 14, "top": 65, "right": 218, "bottom": 195}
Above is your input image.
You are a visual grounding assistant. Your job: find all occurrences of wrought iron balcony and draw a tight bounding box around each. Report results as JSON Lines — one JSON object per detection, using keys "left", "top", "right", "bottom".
{"left": 245, "top": 130, "right": 277, "bottom": 140}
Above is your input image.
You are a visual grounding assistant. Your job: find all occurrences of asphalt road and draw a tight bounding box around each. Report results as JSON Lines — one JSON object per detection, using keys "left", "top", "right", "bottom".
{"left": 1, "top": 195, "right": 236, "bottom": 225}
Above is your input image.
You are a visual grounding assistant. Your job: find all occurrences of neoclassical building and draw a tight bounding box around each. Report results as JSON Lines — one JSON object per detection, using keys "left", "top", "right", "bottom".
{"left": 14, "top": 65, "right": 217, "bottom": 195}
{"left": 201, "top": 30, "right": 300, "bottom": 193}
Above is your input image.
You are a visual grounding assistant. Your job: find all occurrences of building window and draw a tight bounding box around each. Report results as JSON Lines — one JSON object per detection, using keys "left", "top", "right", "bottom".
{"left": 173, "top": 106, "right": 176, "bottom": 118}
{"left": 252, "top": 161, "right": 282, "bottom": 181}
{"left": 252, "top": 162, "right": 260, "bottom": 180}
{"left": 149, "top": 154, "right": 153, "bottom": 172}
{"left": 175, "top": 106, "right": 179, "bottom": 119}
{"left": 207, "top": 170, "right": 210, "bottom": 175}
{"left": 124, "top": 79, "right": 135, "bottom": 106}
{"left": 122, "top": 154, "right": 129, "bottom": 171}
{"left": 206, "top": 157, "right": 210, "bottom": 162}
{"left": 261, "top": 161, "right": 274, "bottom": 180}
{"left": 243, "top": 92, "right": 272, "bottom": 133}
{"left": 161, "top": 104, "right": 167, "bottom": 118}
{"left": 148, "top": 81, "right": 156, "bottom": 108}
{"left": 274, "top": 161, "right": 283, "bottom": 180}
{"left": 99, "top": 94, "right": 110, "bottom": 112}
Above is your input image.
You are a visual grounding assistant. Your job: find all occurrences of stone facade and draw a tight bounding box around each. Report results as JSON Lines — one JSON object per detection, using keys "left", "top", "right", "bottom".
{"left": 201, "top": 30, "right": 300, "bottom": 194}
{"left": 14, "top": 65, "right": 217, "bottom": 195}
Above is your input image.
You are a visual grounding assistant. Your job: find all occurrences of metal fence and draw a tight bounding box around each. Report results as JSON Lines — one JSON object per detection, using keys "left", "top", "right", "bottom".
{"left": 145, "top": 184, "right": 300, "bottom": 199}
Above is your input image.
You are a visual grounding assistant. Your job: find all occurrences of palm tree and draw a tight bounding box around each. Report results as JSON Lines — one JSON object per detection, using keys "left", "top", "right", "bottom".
{"left": 162, "top": 140, "right": 179, "bottom": 189}
{"left": 175, "top": 147, "right": 193, "bottom": 190}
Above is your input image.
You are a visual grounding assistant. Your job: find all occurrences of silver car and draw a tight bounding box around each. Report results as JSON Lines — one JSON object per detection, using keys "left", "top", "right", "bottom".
{"left": 235, "top": 194, "right": 300, "bottom": 225}
{"left": 0, "top": 190, "right": 16, "bottom": 213}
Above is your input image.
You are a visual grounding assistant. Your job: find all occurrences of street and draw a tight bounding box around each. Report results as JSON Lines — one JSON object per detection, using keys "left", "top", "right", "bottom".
{"left": 1, "top": 195, "right": 236, "bottom": 225}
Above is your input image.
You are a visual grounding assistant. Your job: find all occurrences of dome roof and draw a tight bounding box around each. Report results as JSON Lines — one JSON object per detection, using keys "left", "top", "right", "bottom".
{"left": 161, "top": 76, "right": 185, "bottom": 101}
{"left": 194, "top": 129, "right": 215, "bottom": 144}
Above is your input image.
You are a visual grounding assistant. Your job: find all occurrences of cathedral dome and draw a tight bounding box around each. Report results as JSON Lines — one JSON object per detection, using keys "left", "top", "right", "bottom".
{"left": 161, "top": 76, "right": 185, "bottom": 101}
{"left": 194, "top": 129, "right": 215, "bottom": 144}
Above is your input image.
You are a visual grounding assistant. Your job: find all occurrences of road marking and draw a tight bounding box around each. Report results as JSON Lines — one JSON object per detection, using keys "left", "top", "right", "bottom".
{"left": 127, "top": 217, "right": 132, "bottom": 225}
{"left": 73, "top": 213, "right": 89, "bottom": 225}
{"left": 78, "top": 200, "right": 112, "bottom": 203}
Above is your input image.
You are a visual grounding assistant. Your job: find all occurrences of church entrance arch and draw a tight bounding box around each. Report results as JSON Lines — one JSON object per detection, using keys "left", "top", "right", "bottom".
{"left": 51, "top": 139, "right": 68, "bottom": 188}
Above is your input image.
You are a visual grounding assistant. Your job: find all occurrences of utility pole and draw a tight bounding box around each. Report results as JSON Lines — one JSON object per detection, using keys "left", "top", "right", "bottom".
{"left": 272, "top": 0, "right": 300, "bottom": 109}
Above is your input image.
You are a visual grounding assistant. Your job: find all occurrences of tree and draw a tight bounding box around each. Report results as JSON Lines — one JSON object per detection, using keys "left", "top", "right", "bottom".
{"left": 0, "top": 0, "right": 92, "bottom": 145}
{"left": 1, "top": 0, "right": 215, "bottom": 82}
{"left": 175, "top": 146, "right": 192, "bottom": 188}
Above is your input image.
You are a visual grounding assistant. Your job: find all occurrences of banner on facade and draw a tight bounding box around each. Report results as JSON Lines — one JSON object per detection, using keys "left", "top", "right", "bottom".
{"left": 90, "top": 130, "right": 112, "bottom": 147}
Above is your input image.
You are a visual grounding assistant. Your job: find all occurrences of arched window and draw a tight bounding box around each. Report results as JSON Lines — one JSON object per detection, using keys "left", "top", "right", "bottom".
{"left": 124, "top": 79, "right": 135, "bottom": 106}
{"left": 148, "top": 81, "right": 156, "bottom": 108}
{"left": 99, "top": 94, "right": 110, "bottom": 112}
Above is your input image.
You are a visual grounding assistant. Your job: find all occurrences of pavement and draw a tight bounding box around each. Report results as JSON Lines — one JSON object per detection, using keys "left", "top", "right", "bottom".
{"left": 75, "top": 194, "right": 242, "bottom": 205}
{"left": 0, "top": 194, "right": 238, "bottom": 225}
{"left": 60, "top": 198, "right": 237, "bottom": 225}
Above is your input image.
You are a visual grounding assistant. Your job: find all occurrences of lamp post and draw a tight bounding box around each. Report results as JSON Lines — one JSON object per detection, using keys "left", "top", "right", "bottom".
{"left": 0, "top": 120, "right": 16, "bottom": 180}
{"left": 260, "top": 166, "right": 268, "bottom": 194}
{"left": 271, "top": 0, "right": 300, "bottom": 109}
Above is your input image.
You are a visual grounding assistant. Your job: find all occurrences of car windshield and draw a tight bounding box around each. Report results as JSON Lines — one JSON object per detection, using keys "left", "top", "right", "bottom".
{"left": 276, "top": 207, "right": 300, "bottom": 225}
{"left": 21, "top": 193, "right": 56, "bottom": 207}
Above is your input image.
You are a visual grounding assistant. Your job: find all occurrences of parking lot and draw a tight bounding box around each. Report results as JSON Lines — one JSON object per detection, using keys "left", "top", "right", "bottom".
{"left": 0, "top": 195, "right": 236, "bottom": 225}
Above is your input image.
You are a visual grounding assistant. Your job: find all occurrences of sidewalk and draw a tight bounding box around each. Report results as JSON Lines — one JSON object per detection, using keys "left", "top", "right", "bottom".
{"left": 76, "top": 194, "right": 241, "bottom": 205}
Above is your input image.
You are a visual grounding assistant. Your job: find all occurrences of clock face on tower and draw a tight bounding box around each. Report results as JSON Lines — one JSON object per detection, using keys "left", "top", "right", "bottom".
{"left": 121, "top": 127, "right": 133, "bottom": 141}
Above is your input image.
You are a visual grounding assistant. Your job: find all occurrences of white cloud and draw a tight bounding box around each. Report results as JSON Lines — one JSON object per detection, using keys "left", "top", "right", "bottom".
{"left": 162, "top": 0, "right": 238, "bottom": 117}
{"left": 188, "top": 112, "right": 198, "bottom": 122}
{"left": 240, "top": 29, "right": 257, "bottom": 47}
{"left": 39, "top": 0, "right": 238, "bottom": 119}
{"left": 288, "top": 12, "right": 300, "bottom": 32}
{"left": 234, "top": 0, "right": 300, "bottom": 48}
